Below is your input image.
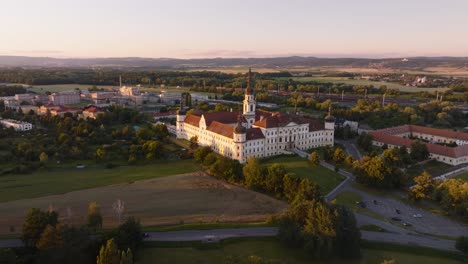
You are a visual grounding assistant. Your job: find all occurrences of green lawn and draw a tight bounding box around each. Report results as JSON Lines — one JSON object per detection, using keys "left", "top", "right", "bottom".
{"left": 137, "top": 238, "right": 465, "bottom": 264}
{"left": 0, "top": 159, "right": 199, "bottom": 202}
{"left": 455, "top": 172, "right": 468, "bottom": 181}
{"left": 406, "top": 160, "right": 453, "bottom": 178}
{"left": 265, "top": 156, "right": 345, "bottom": 194}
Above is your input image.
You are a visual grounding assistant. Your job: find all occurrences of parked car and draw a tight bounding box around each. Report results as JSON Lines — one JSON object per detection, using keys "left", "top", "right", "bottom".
{"left": 391, "top": 217, "right": 402, "bottom": 221}
{"left": 373, "top": 200, "right": 378, "bottom": 205}
{"left": 412, "top": 214, "right": 422, "bottom": 218}
{"left": 402, "top": 222, "right": 412, "bottom": 227}
{"left": 142, "top": 233, "right": 149, "bottom": 238}
{"left": 395, "top": 209, "right": 401, "bottom": 214}
{"left": 357, "top": 201, "right": 366, "bottom": 208}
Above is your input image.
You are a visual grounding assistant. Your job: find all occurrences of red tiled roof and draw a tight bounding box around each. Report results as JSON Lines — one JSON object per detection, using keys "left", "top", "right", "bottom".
{"left": 253, "top": 112, "right": 320, "bottom": 130}
{"left": 152, "top": 110, "right": 177, "bottom": 117}
{"left": 184, "top": 114, "right": 201, "bottom": 127}
{"left": 309, "top": 119, "right": 325, "bottom": 131}
{"left": 53, "top": 106, "right": 81, "bottom": 113}
{"left": 83, "top": 106, "right": 104, "bottom": 113}
{"left": 202, "top": 111, "right": 239, "bottom": 126}
{"left": 207, "top": 121, "right": 234, "bottom": 139}
{"left": 410, "top": 125, "right": 468, "bottom": 141}
{"left": 369, "top": 131, "right": 468, "bottom": 159}
{"left": 373, "top": 125, "right": 468, "bottom": 141}
{"left": 246, "top": 128, "right": 265, "bottom": 140}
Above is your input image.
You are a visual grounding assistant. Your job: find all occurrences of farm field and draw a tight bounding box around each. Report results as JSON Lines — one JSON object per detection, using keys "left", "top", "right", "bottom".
{"left": 284, "top": 77, "right": 450, "bottom": 93}
{"left": 265, "top": 156, "right": 345, "bottom": 194}
{"left": 0, "top": 173, "right": 287, "bottom": 235}
{"left": 137, "top": 238, "right": 465, "bottom": 264}
{"left": 0, "top": 159, "right": 200, "bottom": 202}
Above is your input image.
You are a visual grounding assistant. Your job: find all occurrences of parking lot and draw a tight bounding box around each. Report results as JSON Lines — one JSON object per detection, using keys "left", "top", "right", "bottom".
{"left": 353, "top": 189, "right": 468, "bottom": 238}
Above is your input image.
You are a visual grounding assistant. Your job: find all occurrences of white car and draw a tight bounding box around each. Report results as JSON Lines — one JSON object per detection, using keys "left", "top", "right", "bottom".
{"left": 412, "top": 214, "right": 422, "bottom": 218}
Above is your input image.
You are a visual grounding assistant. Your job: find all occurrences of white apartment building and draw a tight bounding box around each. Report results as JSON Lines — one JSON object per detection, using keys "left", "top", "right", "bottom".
{"left": 0, "top": 118, "right": 33, "bottom": 131}
{"left": 49, "top": 91, "right": 81, "bottom": 105}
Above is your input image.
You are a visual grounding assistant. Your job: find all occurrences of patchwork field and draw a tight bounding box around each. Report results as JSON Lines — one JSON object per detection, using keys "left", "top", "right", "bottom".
{"left": 0, "top": 173, "right": 288, "bottom": 235}
{"left": 265, "top": 156, "right": 345, "bottom": 194}
{"left": 137, "top": 238, "right": 465, "bottom": 264}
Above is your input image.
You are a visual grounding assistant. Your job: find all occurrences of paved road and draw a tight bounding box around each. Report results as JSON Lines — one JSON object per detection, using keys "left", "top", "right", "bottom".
{"left": 146, "top": 227, "right": 278, "bottom": 242}
{"left": 336, "top": 139, "right": 362, "bottom": 160}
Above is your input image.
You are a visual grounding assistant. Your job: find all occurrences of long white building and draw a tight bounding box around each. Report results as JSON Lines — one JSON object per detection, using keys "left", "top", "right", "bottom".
{"left": 0, "top": 118, "right": 33, "bottom": 131}
{"left": 176, "top": 69, "right": 335, "bottom": 163}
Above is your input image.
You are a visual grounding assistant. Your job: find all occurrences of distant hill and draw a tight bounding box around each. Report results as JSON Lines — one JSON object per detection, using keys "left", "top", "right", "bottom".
{"left": 0, "top": 55, "right": 467, "bottom": 70}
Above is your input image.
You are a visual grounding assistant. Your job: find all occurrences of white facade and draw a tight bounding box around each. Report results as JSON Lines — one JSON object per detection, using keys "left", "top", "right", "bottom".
{"left": 49, "top": 91, "right": 80, "bottom": 105}
{"left": 0, "top": 119, "right": 33, "bottom": 131}
{"left": 176, "top": 69, "right": 335, "bottom": 163}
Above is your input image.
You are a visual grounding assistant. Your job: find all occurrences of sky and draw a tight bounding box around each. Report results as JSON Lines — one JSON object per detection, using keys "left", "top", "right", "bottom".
{"left": 1, "top": 0, "right": 467, "bottom": 59}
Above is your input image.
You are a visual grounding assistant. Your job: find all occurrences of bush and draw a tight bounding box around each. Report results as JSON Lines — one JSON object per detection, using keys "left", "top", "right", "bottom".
{"left": 455, "top": 236, "right": 468, "bottom": 254}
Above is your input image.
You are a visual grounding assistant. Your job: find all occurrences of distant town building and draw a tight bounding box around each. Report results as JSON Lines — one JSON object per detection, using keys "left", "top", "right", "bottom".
{"left": 120, "top": 86, "right": 141, "bottom": 96}
{"left": 38, "top": 103, "right": 80, "bottom": 117}
{"left": 0, "top": 118, "right": 33, "bottom": 131}
{"left": 80, "top": 105, "right": 105, "bottom": 119}
{"left": 370, "top": 125, "right": 468, "bottom": 166}
{"left": 159, "top": 91, "right": 182, "bottom": 105}
{"left": 49, "top": 91, "right": 80, "bottom": 105}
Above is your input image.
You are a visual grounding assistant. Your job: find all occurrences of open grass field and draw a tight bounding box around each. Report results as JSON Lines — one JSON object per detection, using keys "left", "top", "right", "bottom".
{"left": 406, "top": 160, "right": 453, "bottom": 178}
{"left": 28, "top": 84, "right": 115, "bottom": 94}
{"left": 264, "top": 156, "right": 345, "bottom": 194}
{"left": 284, "top": 77, "right": 450, "bottom": 93}
{"left": 455, "top": 171, "right": 468, "bottom": 181}
{"left": 0, "top": 173, "right": 288, "bottom": 235}
{"left": 0, "top": 159, "right": 200, "bottom": 202}
{"left": 136, "top": 238, "right": 466, "bottom": 264}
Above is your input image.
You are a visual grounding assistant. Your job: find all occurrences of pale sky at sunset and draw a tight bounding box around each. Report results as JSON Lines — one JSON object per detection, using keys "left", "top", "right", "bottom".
{"left": 1, "top": 0, "right": 467, "bottom": 58}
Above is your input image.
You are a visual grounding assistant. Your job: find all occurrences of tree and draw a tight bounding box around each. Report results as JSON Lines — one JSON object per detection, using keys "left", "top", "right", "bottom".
{"left": 243, "top": 157, "right": 264, "bottom": 190}
{"left": 357, "top": 133, "right": 373, "bottom": 152}
{"left": 97, "top": 239, "right": 120, "bottom": 264}
{"left": 113, "top": 199, "right": 125, "bottom": 225}
{"left": 410, "top": 140, "right": 429, "bottom": 161}
{"left": 265, "top": 163, "right": 286, "bottom": 197}
{"left": 22, "top": 208, "right": 58, "bottom": 247}
{"left": 87, "top": 202, "right": 103, "bottom": 231}
{"left": 409, "top": 171, "right": 434, "bottom": 201}
{"left": 309, "top": 152, "right": 320, "bottom": 167}
{"left": 142, "top": 140, "right": 162, "bottom": 160}
{"left": 0, "top": 248, "right": 17, "bottom": 264}
{"left": 193, "top": 146, "right": 213, "bottom": 163}
{"left": 135, "top": 127, "right": 153, "bottom": 142}
{"left": 39, "top": 152, "right": 49, "bottom": 163}
{"left": 114, "top": 217, "right": 143, "bottom": 253}
{"left": 120, "top": 249, "right": 133, "bottom": 264}
{"left": 36, "top": 224, "right": 63, "bottom": 250}
{"left": 333, "top": 148, "right": 346, "bottom": 164}
{"left": 189, "top": 136, "right": 198, "bottom": 149}
{"left": 455, "top": 236, "right": 468, "bottom": 254}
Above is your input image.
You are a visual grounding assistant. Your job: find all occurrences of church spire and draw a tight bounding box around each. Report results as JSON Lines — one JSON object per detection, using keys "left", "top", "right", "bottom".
{"left": 246, "top": 68, "right": 253, "bottom": 95}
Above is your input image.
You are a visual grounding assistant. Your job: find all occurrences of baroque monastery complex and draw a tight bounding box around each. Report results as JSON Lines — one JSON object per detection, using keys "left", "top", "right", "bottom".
{"left": 176, "top": 69, "right": 335, "bottom": 163}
